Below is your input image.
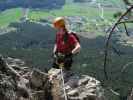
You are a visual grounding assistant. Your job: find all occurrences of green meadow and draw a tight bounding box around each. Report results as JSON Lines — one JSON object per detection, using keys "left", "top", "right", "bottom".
{"left": 0, "top": 2, "right": 123, "bottom": 27}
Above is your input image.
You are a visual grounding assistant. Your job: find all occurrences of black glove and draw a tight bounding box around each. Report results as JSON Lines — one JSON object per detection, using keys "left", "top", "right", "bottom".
{"left": 56, "top": 52, "right": 65, "bottom": 63}
{"left": 66, "top": 52, "right": 73, "bottom": 57}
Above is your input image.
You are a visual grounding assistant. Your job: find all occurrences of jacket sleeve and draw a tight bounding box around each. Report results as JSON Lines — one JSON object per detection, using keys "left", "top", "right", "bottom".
{"left": 69, "top": 34, "right": 78, "bottom": 46}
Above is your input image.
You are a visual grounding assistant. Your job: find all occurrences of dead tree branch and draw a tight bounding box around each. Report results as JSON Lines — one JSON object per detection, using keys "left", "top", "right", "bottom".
{"left": 118, "top": 20, "right": 133, "bottom": 24}
{"left": 103, "top": 5, "right": 133, "bottom": 80}
{"left": 123, "top": 23, "right": 130, "bottom": 36}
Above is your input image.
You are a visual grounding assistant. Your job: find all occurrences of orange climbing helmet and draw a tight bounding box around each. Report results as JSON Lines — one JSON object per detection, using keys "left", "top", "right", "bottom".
{"left": 53, "top": 17, "right": 66, "bottom": 29}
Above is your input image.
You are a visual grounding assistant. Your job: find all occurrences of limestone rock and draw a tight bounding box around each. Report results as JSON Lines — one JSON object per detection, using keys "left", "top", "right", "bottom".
{"left": 0, "top": 56, "right": 50, "bottom": 100}
{"left": 67, "top": 89, "right": 79, "bottom": 96}
{"left": 30, "top": 69, "right": 48, "bottom": 88}
{"left": 31, "top": 91, "right": 45, "bottom": 100}
{"left": 0, "top": 56, "right": 106, "bottom": 100}
{"left": 48, "top": 68, "right": 105, "bottom": 100}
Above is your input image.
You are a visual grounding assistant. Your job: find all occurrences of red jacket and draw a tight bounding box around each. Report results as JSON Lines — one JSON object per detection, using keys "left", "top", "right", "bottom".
{"left": 55, "top": 32, "right": 78, "bottom": 54}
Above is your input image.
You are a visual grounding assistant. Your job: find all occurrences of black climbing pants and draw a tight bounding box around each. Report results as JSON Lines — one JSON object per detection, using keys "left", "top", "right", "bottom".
{"left": 52, "top": 53, "right": 73, "bottom": 70}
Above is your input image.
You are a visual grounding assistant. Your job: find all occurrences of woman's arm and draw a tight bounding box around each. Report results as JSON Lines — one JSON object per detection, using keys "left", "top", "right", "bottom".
{"left": 53, "top": 44, "right": 57, "bottom": 54}
{"left": 72, "top": 42, "right": 81, "bottom": 54}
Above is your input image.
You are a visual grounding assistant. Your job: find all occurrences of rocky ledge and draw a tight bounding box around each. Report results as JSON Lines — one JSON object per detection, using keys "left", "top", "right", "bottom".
{"left": 0, "top": 55, "right": 105, "bottom": 100}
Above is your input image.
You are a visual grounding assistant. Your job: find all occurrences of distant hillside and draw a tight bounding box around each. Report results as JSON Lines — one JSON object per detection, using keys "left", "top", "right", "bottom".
{"left": 0, "top": 21, "right": 56, "bottom": 48}
{"left": 74, "top": 0, "right": 92, "bottom": 2}
{"left": 0, "top": 0, "right": 65, "bottom": 11}
{"left": 73, "top": 0, "right": 125, "bottom": 8}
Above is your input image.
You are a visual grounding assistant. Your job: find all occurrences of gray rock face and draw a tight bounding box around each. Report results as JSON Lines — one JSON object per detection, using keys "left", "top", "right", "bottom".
{"left": 0, "top": 55, "right": 105, "bottom": 100}
{"left": 0, "top": 56, "right": 49, "bottom": 100}
{"left": 30, "top": 69, "right": 48, "bottom": 88}
{"left": 48, "top": 68, "right": 105, "bottom": 100}
{"left": 0, "top": 74, "right": 17, "bottom": 100}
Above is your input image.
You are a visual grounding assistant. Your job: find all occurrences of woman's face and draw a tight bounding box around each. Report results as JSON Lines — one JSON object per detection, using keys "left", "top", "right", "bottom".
{"left": 58, "top": 28, "right": 66, "bottom": 35}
